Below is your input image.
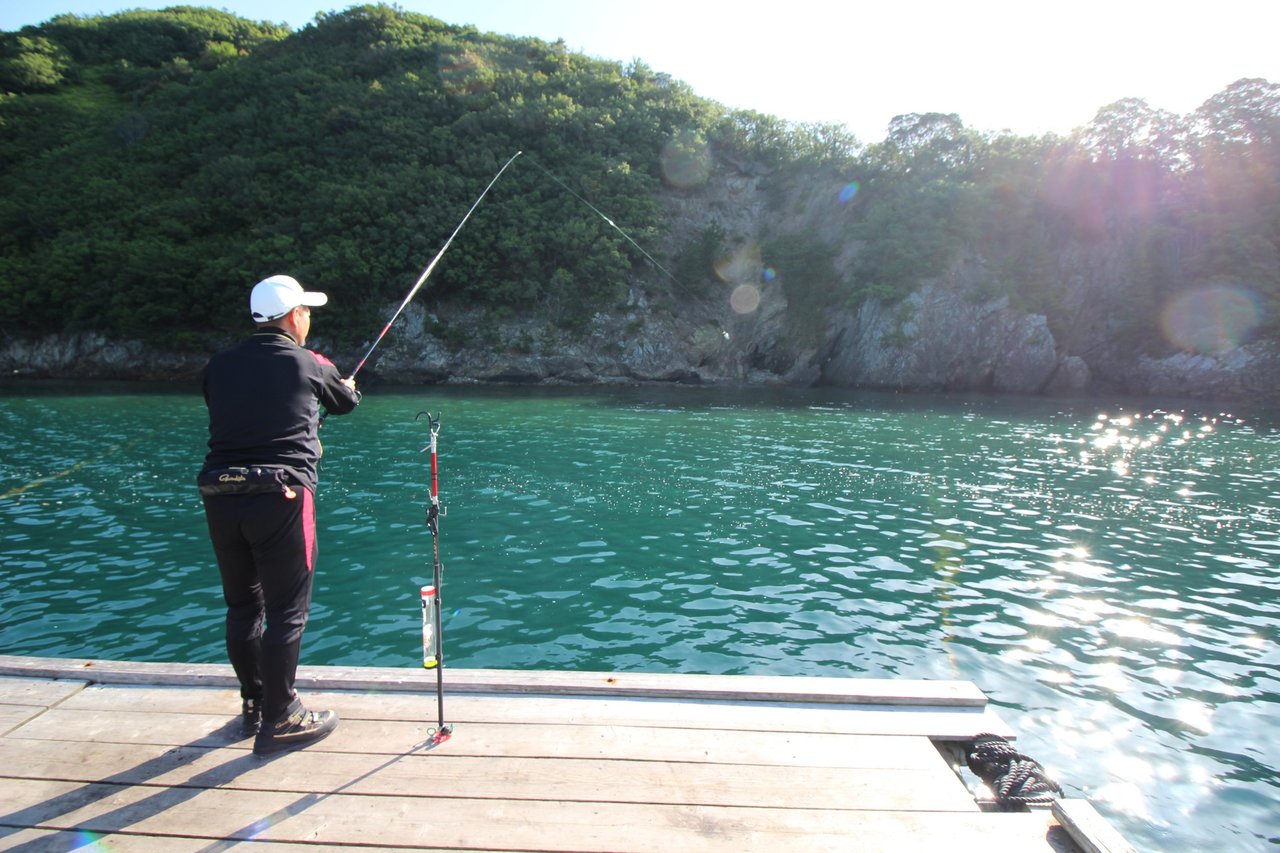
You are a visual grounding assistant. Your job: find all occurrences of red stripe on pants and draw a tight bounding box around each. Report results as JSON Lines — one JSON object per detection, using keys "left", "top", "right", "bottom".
{"left": 302, "top": 486, "right": 316, "bottom": 572}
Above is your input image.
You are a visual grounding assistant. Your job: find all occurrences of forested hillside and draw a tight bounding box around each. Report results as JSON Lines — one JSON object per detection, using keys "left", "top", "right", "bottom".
{"left": 2, "top": 5, "right": 1278, "bottom": 388}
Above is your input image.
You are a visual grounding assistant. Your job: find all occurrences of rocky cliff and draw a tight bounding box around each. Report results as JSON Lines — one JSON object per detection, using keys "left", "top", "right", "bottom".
{"left": 6, "top": 284, "right": 1278, "bottom": 406}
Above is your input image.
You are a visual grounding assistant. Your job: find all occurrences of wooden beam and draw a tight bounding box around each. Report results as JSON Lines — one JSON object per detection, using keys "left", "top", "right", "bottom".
{"left": 0, "top": 655, "right": 987, "bottom": 706}
{"left": 1054, "top": 799, "right": 1138, "bottom": 853}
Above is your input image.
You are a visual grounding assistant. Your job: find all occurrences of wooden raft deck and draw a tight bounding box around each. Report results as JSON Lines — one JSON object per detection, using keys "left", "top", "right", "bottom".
{"left": 0, "top": 655, "right": 1128, "bottom": 852}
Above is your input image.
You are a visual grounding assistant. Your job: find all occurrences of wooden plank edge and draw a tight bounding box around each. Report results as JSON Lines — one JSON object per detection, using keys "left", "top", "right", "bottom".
{"left": 0, "top": 654, "right": 987, "bottom": 706}
{"left": 1052, "top": 798, "right": 1138, "bottom": 853}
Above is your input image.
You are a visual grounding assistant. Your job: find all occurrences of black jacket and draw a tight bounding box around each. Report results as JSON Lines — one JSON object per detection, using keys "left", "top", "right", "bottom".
{"left": 200, "top": 329, "right": 360, "bottom": 491}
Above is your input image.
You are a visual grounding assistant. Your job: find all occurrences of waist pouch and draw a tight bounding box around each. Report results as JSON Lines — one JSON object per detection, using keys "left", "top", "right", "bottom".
{"left": 198, "top": 466, "right": 292, "bottom": 497}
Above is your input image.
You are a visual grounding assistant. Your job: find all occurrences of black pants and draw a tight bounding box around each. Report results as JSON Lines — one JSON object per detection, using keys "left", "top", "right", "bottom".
{"left": 202, "top": 487, "right": 316, "bottom": 725}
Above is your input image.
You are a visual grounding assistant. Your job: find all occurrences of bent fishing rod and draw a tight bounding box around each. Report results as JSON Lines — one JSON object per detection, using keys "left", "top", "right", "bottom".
{"left": 347, "top": 150, "right": 523, "bottom": 381}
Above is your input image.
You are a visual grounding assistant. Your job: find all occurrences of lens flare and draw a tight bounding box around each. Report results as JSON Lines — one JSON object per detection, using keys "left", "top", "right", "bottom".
{"left": 1160, "top": 283, "right": 1262, "bottom": 354}
{"left": 74, "top": 832, "right": 103, "bottom": 849}
{"left": 437, "top": 47, "right": 493, "bottom": 96}
{"left": 713, "top": 242, "right": 762, "bottom": 284}
{"left": 660, "top": 130, "right": 711, "bottom": 188}
{"left": 730, "top": 284, "right": 761, "bottom": 314}
{"left": 838, "top": 181, "right": 859, "bottom": 204}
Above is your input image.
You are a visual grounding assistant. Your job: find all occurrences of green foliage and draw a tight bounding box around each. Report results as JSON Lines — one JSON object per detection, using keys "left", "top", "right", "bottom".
{"left": 1, "top": 6, "right": 1278, "bottom": 366}
{"left": 844, "top": 113, "right": 984, "bottom": 302}
{"left": 763, "top": 231, "right": 841, "bottom": 345}
{"left": 674, "top": 221, "right": 726, "bottom": 292}
{"left": 0, "top": 4, "right": 704, "bottom": 348}
{"left": 0, "top": 35, "right": 72, "bottom": 92}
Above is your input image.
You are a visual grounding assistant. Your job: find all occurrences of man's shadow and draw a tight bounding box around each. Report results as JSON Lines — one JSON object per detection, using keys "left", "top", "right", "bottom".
{"left": 192, "top": 730, "right": 445, "bottom": 852}
{"left": 0, "top": 718, "right": 258, "bottom": 851}
{"left": 0, "top": 717, "right": 444, "bottom": 851}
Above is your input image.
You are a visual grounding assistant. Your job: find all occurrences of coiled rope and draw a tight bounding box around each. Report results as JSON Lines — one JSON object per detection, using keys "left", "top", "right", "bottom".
{"left": 966, "top": 732, "right": 1064, "bottom": 808}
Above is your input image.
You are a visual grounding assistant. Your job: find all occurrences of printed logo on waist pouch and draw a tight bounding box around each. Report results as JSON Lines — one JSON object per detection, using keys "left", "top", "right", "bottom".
{"left": 197, "top": 466, "right": 296, "bottom": 498}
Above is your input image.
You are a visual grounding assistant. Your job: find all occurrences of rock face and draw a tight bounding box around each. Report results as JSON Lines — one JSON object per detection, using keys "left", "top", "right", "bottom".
{"left": 1128, "top": 346, "right": 1280, "bottom": 402}
{"left": 6, "top": 295, "right": 1277, "bottom": 406}
{"left": 0, "top": 333, "right": 205, "bottom": 380}
{"left": 820, "top": 285, "right": 1072, "bottom": 394}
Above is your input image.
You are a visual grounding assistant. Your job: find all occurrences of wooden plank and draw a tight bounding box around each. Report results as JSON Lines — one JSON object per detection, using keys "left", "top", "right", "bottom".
{"left": 0, "top": 738, "right": 980, "bottom": 812}
{"left": 0, "top": 666, "right": 1118, "bottom": 852}
{"left": 0, "top": 778, "right": 1066, "bottom": 852}
{"left": 55, "top": 683, "right": 1014, "bottom": 739}
{"left": 1054, "top": 798, "right": 1138, "bottom": 853}
{"left": 314, "top": 666, "right": 989, "bottom": 706}
{"left": 0, "top": 829, "right": 466, "bottom": 852}
{"left": 0, "top": 656, "right": 239, "bottom": 689}
{"left": 7, "top": 708, "right": 953, "bottom": 770}
{"left": 0, "top": 705, "right": 46, "bottom": 738}
{"left": 0, "top": 675, "right": 86, "bottom": 707}
{"left": 0, "top": 655, "right": 987, "bottom": 706}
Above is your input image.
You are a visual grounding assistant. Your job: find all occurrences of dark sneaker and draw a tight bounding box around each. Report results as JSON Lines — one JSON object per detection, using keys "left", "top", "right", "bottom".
{"left": 242, "top": 698, "right": 262, "bottom": 736}
{"left": 253, "top": 704, "right": 338, "bottom": 756}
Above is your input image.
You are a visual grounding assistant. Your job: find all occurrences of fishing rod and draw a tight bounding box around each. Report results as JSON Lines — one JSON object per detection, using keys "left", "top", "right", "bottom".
{"left": 416, "top": 409, "right": 451, "bottom": 744}
{"left": 347, "top": 151, "right": 523, "bottom": 381}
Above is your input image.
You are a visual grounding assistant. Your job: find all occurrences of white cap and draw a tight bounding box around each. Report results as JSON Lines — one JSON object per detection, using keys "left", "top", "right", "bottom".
{"left": 249, "top": 274, "right": 328, "bottom": 322}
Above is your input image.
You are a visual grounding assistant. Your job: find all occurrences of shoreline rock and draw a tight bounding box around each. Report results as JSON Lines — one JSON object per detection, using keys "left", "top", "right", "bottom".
{"left": 3, "top": 315, "right": 1278, "bottom": 407}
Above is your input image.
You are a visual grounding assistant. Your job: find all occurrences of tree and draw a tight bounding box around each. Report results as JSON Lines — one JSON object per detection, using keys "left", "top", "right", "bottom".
{"left": 1075, "top": 97, "right": 1186, "bottom": 165}
{"left": 0, "top": 34, "right": 71, "bottom": 92}
{"left": 1192, "top": 77, "right": 1280, "bottom": 147}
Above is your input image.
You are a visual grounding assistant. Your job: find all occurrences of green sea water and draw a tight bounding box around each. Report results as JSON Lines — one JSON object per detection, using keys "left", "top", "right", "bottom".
{"left": 0, "top": 382, "right": 1277, "bottom": 850}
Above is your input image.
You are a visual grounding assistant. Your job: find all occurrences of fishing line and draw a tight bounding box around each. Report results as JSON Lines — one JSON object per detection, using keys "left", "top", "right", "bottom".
{"left": 0, "top": 440, "right": 132, "bottom": 501}
{"left": 347, "top": 150, "right": 524, "bottom": 381}
{"left": 522, "top": 156, "right": 682, "bottom": 286}
{"left": 521, "top": 155, "right": 726, "bottom": 333}
{"left": 0, "top": 460, "right": 89, "bottom": 501}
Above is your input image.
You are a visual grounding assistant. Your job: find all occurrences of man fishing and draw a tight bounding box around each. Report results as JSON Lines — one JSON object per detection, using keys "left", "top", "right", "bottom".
{"left": 198, "top": 274, "right": 361, "bottom": 756}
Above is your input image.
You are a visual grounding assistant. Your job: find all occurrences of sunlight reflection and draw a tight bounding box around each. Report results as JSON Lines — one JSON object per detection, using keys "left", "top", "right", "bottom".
{"left": 1106, "top": 753, "right": 1154, "bottom": 784}
{"left": 1057, "top": 559, "right": 1110, "bottom": 580}
{"left": 1106, "top": 617, "right": 1182, "bottom": 646}
{"left": 1149, "top": 666, "right": 1183, "bottom": 685}
{"left": 1094, "top": 661, "right": 1130, "bottom": 693}
{"left": 1094, "top": 781, "right": 1153, "bottom": 821}
{"left": 1054, "top": 597, "right": 1107, "bottom": 623}
{"left": 1066, "top": 716, "right": 1155, "bottom": 820}
{"left": 1173, "top": 700, "right": 1214, "bottom": 734}
{"left": 1082, "top": 408, "right": 1224, "bottom": 481}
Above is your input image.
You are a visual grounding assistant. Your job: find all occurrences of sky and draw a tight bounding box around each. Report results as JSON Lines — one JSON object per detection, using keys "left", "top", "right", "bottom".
{"left": 3, "top": 0, "right": 1279, "bottom": 143}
